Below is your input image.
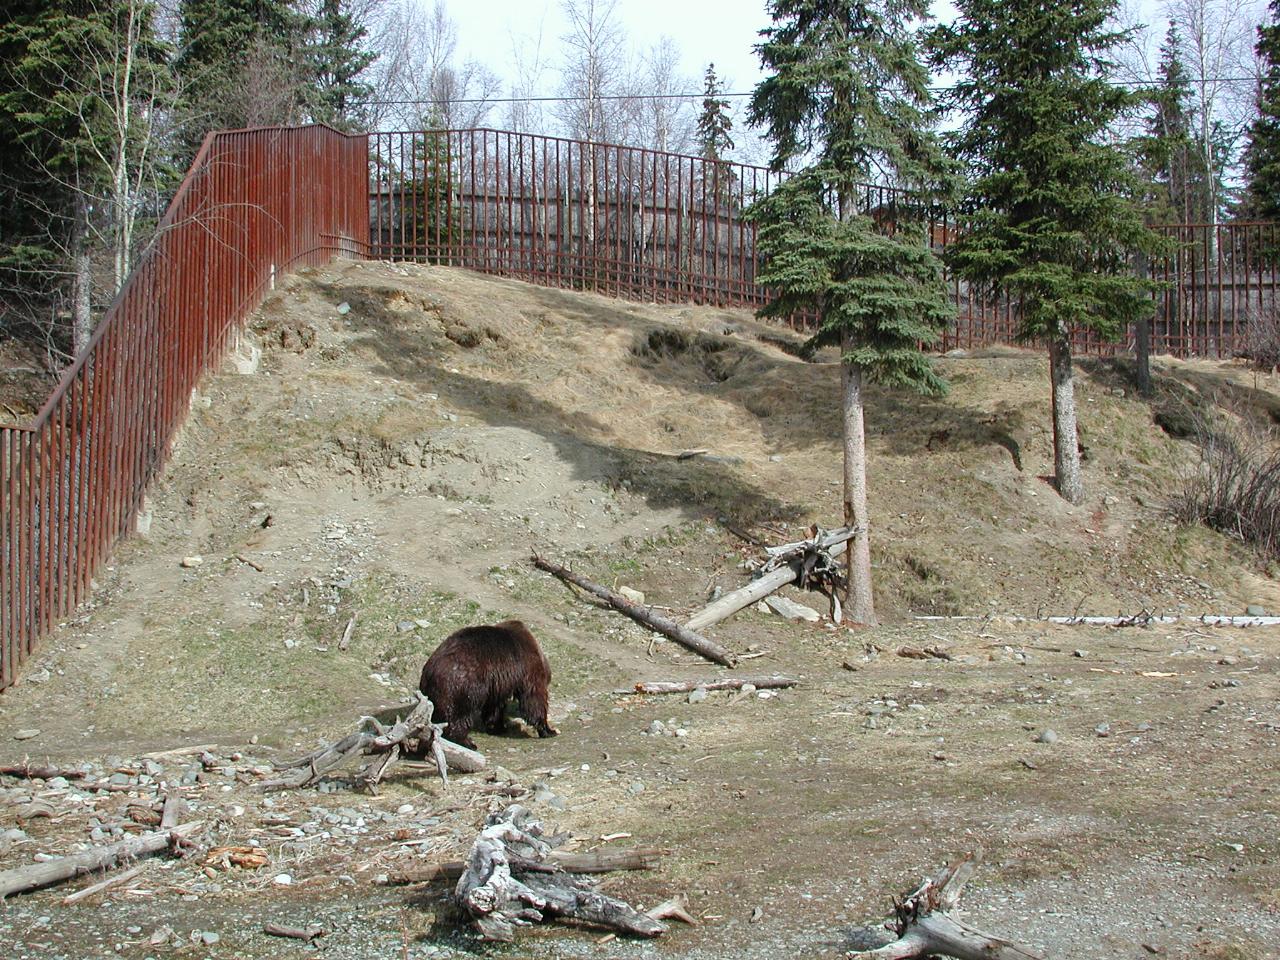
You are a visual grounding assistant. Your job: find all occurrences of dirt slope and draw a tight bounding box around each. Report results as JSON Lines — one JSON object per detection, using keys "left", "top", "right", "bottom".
{"left": 1, "top": 260, "right": 1278, "bottom": 960}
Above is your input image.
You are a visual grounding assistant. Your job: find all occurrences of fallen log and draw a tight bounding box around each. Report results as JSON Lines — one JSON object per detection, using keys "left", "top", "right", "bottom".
{"left": 260, "top": 694, "right": 484, "bottom": 791}
{"left": 0, "top": 763, "right": 87, "bottom": 781}
{"left": 684, "top": 564, "right": 800, "bottom": 632}
{"left": 846, "top": 849, "right": 1043, "bottom": 960}
{"left": 391, "top": 846, "right": 663, "bottom": 885}
{"left": 263, "top": 923, "right": 325, "bottom": 943}
{"left": 0, "top": 822, "right": 203, "bottom": 899}
{"left": 684, "top": 526, "right": 856, "bottom": 631}
{"left": 532, "top": 554, "right": 734, "bottom": 667}
{"left": 456, "top": 806, "right": 667, "bottom": 943}
{"left": 634, "top": 676, "right": 797, "bottom": 695}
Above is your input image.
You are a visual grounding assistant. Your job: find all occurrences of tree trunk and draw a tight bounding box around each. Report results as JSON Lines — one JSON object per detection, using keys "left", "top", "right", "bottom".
{"left": 72, "top": 195, "right": 93, "bottom": 357}
{"left": 1134, "top": 250, "right": 1152, "bottom": 397}
{"left": 841, "top": 340, "right": 876, "bottom": 625}
{"left": 1048, "top": 334, "right": 1083, "bottom": 504}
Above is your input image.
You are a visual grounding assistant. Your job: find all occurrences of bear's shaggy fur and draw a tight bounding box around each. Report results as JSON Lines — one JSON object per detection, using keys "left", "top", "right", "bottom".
{"left": 417, "top": 620, "right": 556, "bottom": 750}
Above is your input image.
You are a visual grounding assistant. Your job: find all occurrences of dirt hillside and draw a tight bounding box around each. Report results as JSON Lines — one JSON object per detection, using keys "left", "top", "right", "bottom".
{"left": 1, "top": 260, "right": 1278, "bottom": 959}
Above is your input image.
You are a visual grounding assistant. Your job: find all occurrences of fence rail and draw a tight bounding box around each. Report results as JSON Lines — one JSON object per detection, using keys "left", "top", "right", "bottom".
{"left": 0, "top": 124, "right": 368, "bottom": 691}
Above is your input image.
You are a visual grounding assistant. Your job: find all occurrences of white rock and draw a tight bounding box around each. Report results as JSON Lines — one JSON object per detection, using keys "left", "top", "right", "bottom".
{"left": 179, "top": 556, "right": 203, "bottom": 569}
{"left": 618, "top": 586, "right": 646, "bottom": 604}
{"left": 764, "top": 596, "right": 821, "bottom": 622}
{"left": 272, "top": 873, "right": 293, "bottom": 885}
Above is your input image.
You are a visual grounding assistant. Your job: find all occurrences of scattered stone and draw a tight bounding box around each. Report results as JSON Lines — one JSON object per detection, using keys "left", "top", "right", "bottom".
{"left": 764, "top": 596, "right": 821, "bottom": 623}
{"left": 149, "top": 927, "right": 173, "bottom": 946}
{"left": 180, "top": 556, "right": 203, "bottom": 569}
{"left": 1246, "top": 604, "right": 1267, "bottom": 617}
{"left": 272, "top": 874, "right": 293, "bottom": 886}
{"left": 1072, "top": 649, "right": 1088, "bottom": 658}
{"left": 397, "top": 803, "right": 414, "bottom": 815}
{"left": 768, "top": 454, "right": 783, "bottom": 463}
{"left": 618, "top": 586, "right": 645, "bottom": 605}
{"left": 944, "top": 348, "right": 969, "bottom": 358}
{"left": 336, "top": 302, "right": 351, "bottom": 315}
{"left": 396, "top": 621, "right": 417, "bottom": 633}
{"left": 750, "top": 905, "right": 764, "bottom": 922}
{"left": 646, "top": 720, "right": 667, "bottom": 736}
{"left": 1019, "top": 758, "right": 1038, "bottom": 770}
{"left": 687, "top": 687, "right": 708, "bottom": 704}
{"left": 199, "top": 931, "right": 220, "bottom": 946}
{"left": 1094, "top": 722, "right": 1111, "bottom": 738}
{"left": 1035, "top": 729, "right": 1058, "bottom": 744}
{"left": 628, "top": 781, "right": 645, "bottom": 795}
{"left": 740, "top": 683, "right": 757, "bottom": 696}
{"left": 13, "top": 729, "right": 40, "bottom": 741}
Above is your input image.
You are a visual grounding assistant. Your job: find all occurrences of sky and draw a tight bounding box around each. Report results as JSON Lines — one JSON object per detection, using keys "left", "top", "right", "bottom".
{"left": 448, "top": 0, "right": 774, "bottom": 100}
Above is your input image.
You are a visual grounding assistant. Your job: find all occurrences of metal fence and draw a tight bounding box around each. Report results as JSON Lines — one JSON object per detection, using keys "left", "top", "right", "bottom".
{"left": 0, "top": 125, "right": 368, "bottom": 690}
{"left": 371, "top": 129, "right": 1280, "bottom": 359}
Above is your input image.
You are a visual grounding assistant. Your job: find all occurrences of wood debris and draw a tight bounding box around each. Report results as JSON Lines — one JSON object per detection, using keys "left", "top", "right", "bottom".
{"left": 455, "top": 805, "right": 667, "bottom": 943}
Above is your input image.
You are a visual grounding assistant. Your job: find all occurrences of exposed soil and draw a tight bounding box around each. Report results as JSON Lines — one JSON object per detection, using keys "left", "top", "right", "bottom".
{"left": 1, "top": 260, "right": 1278, "bottom": 959}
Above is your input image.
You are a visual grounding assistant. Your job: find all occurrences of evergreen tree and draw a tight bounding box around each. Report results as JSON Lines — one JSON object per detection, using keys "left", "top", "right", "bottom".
{"left": 175, "top": 0, "right": 308, "bottom": 147}
{"left": 748, "top": 0, "right": 954, "bottom": 625}
{"left": 305, "top": 0, "right": 375, "bottom": 129}
{"left": 930, "top": 0, "right": 1160, "bottom": 504}
{"left": 1141, "top": 26, "right": 1200, "bottom": 222}
{"left": 696, "top": 62, "right": 734, "bottom": 161}
{"left": 1245, "top": 0, "right": 1280, "bottom": 222}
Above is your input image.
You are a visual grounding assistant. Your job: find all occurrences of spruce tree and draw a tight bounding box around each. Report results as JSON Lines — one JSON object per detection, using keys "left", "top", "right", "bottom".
{"left": 1245, "top": 0, "right": 1280, "bottom": 222}
{"left": 930, "top": 0, "right": 1159, "bottom": 504}
{"left": 748, "top": 0, "right": 954, "bottom": 625}
{"left": 305, "top": 0, "right": 375, "bottom": 129}
{"left": 1141, "top": 26, "right": 1199, "bottom": 222}
{"left": 697, "top": 62, "right": 734, "bottom": 161}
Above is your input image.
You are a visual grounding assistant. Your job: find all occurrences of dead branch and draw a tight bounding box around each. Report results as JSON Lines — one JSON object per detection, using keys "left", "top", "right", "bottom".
{"left": 391, "top": 846, "right": 663, "bottom": 885}
{"left": 0, "top": 822, "right": 203, "bottom": 898}
{"left": 0, "top": 763, "right": 87, "bottom": 781}
{"left": 60, "top": 864, "right": 147, "bottom": 904}
{"left": 531, "top": 554, "right": 735, "bottom": 666}
{"left": 685, "top": 526, "right": 855, "bottom": 631}
{"left": 646, "top": 893, "right": 699, "bottom": 925}
{"left": 234, "top": 553, "right": 264, "bottom": 572}
{"left": 846, "top": 849, "right": 1043, "bottom": 960}
{"left": 455, "top": 806, "right": 667, "bottom": 943}
{"left": 263, "top": 923, "right": 325, "bottom": 943}
{"left": 259, "top": 694, "right": 484, "bottom": 792}
{"left": 634, "top": 676, "right": 797, "bottom": 695}
{"left": 339, "top": 615, "right": 357, "bottom": 651}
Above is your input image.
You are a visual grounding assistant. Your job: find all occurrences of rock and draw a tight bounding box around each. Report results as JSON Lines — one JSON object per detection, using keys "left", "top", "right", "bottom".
{"left": 1072, "top": 649, "right": 1088, "bottom": 658}
{"left": 944, "top": 348, "right": 969, "bottom": 358}
{"left": 1094, "top": 722, "right": 1111, "bottom": 737}
{"left": 740, "top": 683, "right": 757, "bottom": 695}
{"left": 1246, "top": 604, "right": 1267, "bottom": 617}
{"left": 764, "top": 596, "right": 821, "bottom": 623}
{"left": 646, "top": 720, "right": 667, "bottom": 736}
{"left": 1035, "top": 729, "right": 1059, "bottom": 744}
{"left": 149, "top": 926, "right": 174, "bottom": 946}
{"left": 628, "top": 780, "right": 645, "bottom": 795}
{"left": 397, "top": 803, "right": 414, "bottom": 815}
{"left": 272, "top": 873, "right": 293, "bottom": 886}
{"left": 180, "top": 556, "right": 203, "bottom": 569}
{"left": 769, "top": 454, "right": 783, "bottom": 463}
{"left": 618, "top": 586, "right": 645, "bottom": 605}
{"left": 687, "top": 686, "right": 708, "bottom": 704}
{"left": 336, "top": 302, "right": 351, "bottom": 315}
{"left": 13, "top": 729, "right": 39, "bottom": 741}
{"left": 396, "top": 620, "right": 418, "bottom": 633}
{"left": 200, "top": 931, "right": 220, "bottom": 946}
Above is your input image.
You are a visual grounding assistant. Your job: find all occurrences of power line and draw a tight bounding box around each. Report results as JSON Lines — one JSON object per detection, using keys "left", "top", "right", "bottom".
{"left": 364, "top": 73, "right": 1263, "bottom": 108}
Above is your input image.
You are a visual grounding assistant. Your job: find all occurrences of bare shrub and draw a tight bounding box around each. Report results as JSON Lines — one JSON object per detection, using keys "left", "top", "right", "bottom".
{"left": 1236, "top": 303, "right": 1280, "bottom": 370}
{"left": 1173, "top": 417, "right": 1280, "bottom": 560}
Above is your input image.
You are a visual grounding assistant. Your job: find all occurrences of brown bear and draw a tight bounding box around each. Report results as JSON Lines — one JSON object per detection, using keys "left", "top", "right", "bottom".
{"left": 417, "top": 620, "right": 557, "bottom": 750}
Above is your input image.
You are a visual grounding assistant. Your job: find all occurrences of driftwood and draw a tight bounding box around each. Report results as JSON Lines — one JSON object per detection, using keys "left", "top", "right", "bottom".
{"left": 0, "top": 763, "right": 87, "bottom": 781}
{"left": 263, "top": 923, "right": 325, "bottom": 943}
{"left": 0, "top": 822, "right": 203, "bottom": 899}
{"left": 392, "top": 846, "right": 663, "bottom": 885}
{"left": 260, "top": 694, "right": 484, "bottom": 792}
{"left": 646, "top": 893, "right": 699, "bottom": 925}
{"left": 455, "top": 806, "right": 667, "bottom": 943}
{"left": 634, "top": 676, "right": 797, "bottom": 695}
{"left": 532, "top": 554, "right": 734, "bottom": 666}
{"left": 61, "top": 864, "right": 146, "bottom": 904}
{"left": 685, "top": 526, "right": 856, "bottom": 631}
{"left": 847, "top": 849, "right": 1043, "bottom": 960}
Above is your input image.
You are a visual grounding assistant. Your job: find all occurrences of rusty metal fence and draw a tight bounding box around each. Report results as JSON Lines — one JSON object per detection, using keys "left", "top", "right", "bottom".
{"left": 371, "top": 129, "right": 1280, "bottom": 359}
{"left": 0, "top": 125, "right": 368, "bottom": 690}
